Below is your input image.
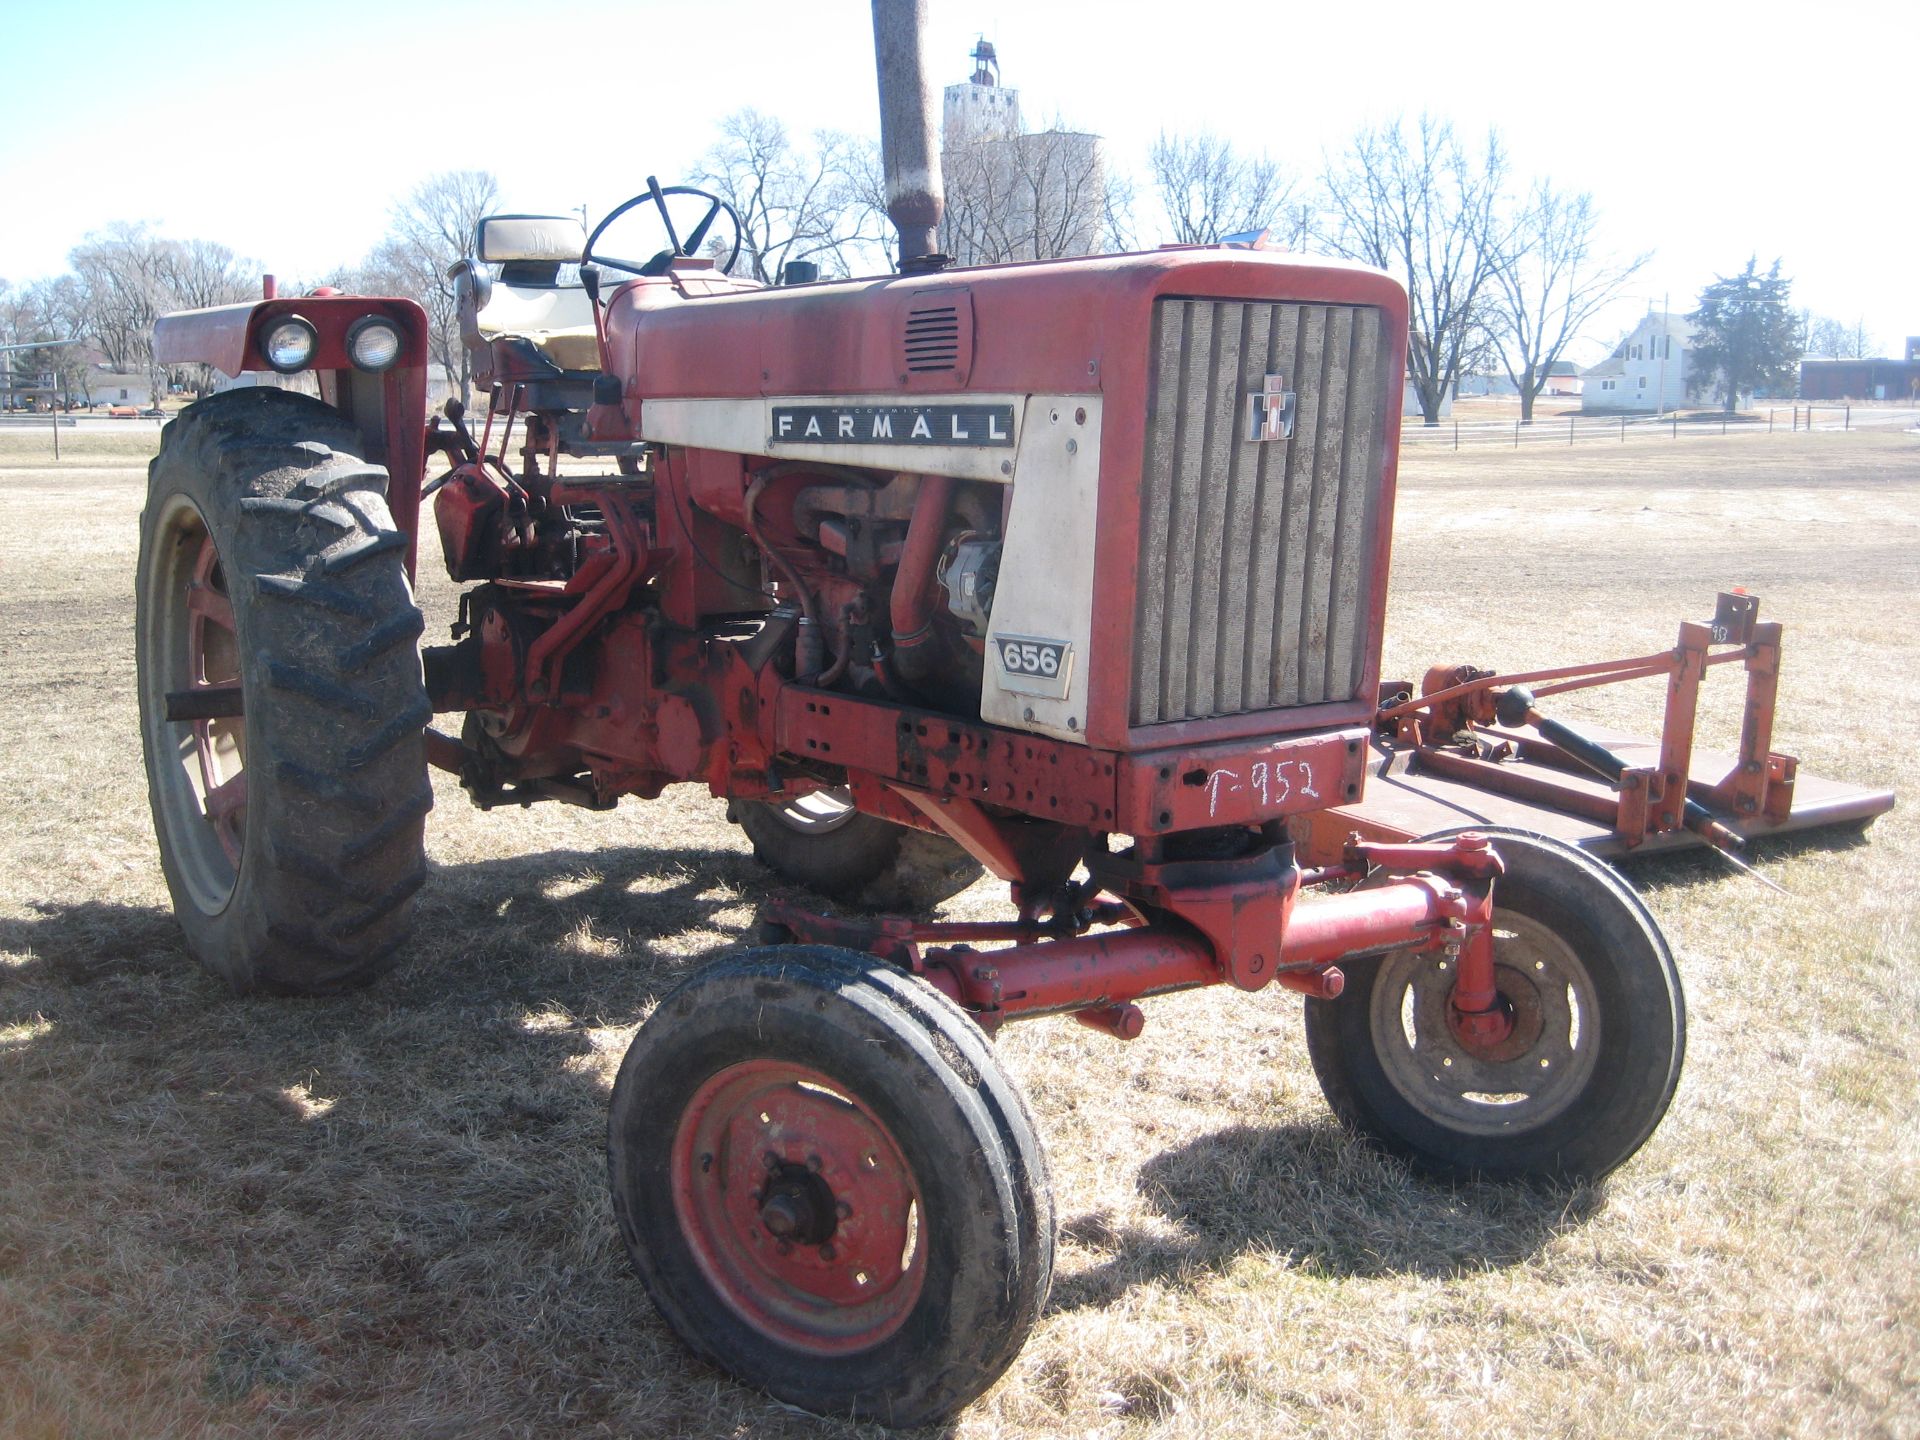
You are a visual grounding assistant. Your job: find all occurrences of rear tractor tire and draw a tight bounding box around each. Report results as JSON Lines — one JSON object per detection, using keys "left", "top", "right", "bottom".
{"left": 135, "top": 388, "right": 432, "bottom": 994}
{"left": 1303, "top": 829, "right": 1685, "bottom": 1183}
{"left": 733, "top": 788, "right": 981, "bottom": 909}
{"left": 609, "top": 946, "right": 1053, "bottom": 1426}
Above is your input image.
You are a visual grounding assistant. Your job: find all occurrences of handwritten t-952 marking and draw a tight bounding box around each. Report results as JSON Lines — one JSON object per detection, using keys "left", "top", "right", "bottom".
{"left": 1205, "top": 759, "right": 1321, "bottom": 817}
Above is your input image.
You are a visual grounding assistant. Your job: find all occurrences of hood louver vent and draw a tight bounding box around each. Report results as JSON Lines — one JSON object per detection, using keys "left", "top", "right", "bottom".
{"left": 899, "top": 289, "right": 973, "bottom": 386}
{"left": 904, "top": 304, "right": 959, "bottom": 370}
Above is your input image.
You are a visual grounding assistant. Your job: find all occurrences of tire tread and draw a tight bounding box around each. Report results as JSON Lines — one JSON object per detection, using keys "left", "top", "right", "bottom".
{"left": 138, "top": 387, "right": 431, "bottom": 995}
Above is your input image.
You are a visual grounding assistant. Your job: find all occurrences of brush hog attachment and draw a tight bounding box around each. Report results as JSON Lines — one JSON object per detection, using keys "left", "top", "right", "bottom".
{"left": 1293, "top": 592, "right": 1896, "bottom": 868}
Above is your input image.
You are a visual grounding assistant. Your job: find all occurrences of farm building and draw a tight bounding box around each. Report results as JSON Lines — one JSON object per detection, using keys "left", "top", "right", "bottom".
{"left": 1456, "top": 361, "right": 1582, "bottom": 399}
{"left": 1544, "top": 360, "right": 1584, "bottom": 397}
{"left": 1800, "top": 337, "right": 1920, "bottom": 401}
{"left": 89, "top": 371, "right": 157, "bottom": 406}
{"left": 1582, "top": 312, "right": 1709, "bottom": 413}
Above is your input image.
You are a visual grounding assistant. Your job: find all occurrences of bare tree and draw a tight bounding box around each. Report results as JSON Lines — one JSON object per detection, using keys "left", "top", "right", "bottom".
{"left": 27, "top": 277, "right": 94, "bottom": 405}
{"left": 1806, "top": 314, "right": 1875, "bottom": 359}
{"left": 1491, "top": 184, "right": 1648, "bottom": 422}
{"left": 1319, "top": 116, "right": 1509, "bottom": 425}
{"left": 942, "top": 117, "right": 1117, "bottom": 265}
{"left": 151, "top": 239, "right": 259, "bottom": 396}
{"left": 3, "top": 280, "right": 81, "bottom": 408}
{"left": 153, "top": 238, "right": 257, "bottom": 312}
{"left": 1148, "top": 131, "right": 1297, "bottom": 246}
{"left": 368, "top": 170, "right": 500, "bottom": 407}
{"left": 69, "top": 223, "right": 166, "bottom": 377}
{"left": 1100, "top": 166, "right": 1139, "bottom": 255}
{"left": 15, "top": 228, "right": 260, "bottom": 406}
{"left": 694, "top": 111, "right": 884, "bottom": 282}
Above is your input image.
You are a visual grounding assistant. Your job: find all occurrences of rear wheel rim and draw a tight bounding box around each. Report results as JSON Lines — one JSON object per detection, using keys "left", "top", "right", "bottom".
{"left": 671, "top": 1058, "right": 927, "bottom": 1354}
{"left": 145, "top": 495, "right": 247, "bottom": 911}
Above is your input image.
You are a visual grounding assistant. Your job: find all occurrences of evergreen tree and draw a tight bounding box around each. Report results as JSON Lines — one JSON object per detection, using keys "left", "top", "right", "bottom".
{"left": 1687, "top": 258, "right": 1801, "bottom": 414}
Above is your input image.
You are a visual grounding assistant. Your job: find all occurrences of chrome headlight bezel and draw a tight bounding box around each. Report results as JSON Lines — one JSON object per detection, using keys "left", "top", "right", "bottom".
{"left": 345, "top": 315, "right": 404, "bottom": 373}
{"left": 259, "top": 316, "right": 318, "bottom": 374}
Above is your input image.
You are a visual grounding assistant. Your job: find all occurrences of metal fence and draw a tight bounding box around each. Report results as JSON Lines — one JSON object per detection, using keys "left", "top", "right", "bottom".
{"left": 1401, "top": 404, "right": 1920, "bottom": 449}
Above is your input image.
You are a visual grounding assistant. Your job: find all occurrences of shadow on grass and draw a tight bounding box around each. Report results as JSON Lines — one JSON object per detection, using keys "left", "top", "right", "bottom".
{"left": 1612, "top": 819, "right": 1876, "bottom": 898}
{"left": 0, "top": 838, "right": 782, "bottom": 1019}
{"left": 0, "top": 842, "right": 930, "bottom": 1436}
{"left": 1049, "top": 1122, "right": 1601, "bottom": 1312}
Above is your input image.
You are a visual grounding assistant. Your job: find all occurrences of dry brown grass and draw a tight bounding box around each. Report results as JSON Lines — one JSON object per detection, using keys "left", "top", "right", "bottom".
{"left": 2, "top": 424, "right": 1916, "bottom": 1438}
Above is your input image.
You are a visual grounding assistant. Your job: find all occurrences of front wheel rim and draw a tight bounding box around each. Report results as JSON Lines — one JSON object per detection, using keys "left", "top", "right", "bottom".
{"left": 1368, "top": 910, "right": 1602, "bottom": 1136}
{"left": 671, "top": 1059, "right": 927, "bottom": 1355}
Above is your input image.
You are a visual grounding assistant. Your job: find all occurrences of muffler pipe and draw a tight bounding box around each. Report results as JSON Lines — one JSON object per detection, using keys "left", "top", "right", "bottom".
{"left": 889, "top": 473, "right": 956, "bottom": 692}
{"left": 870, "top": 0, "right": 944, "bottom": 270}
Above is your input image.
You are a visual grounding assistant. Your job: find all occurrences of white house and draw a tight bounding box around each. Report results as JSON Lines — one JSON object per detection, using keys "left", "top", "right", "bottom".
{"left": 1582, "top": 312, "right": 1716, "bottom": 413}
{"left": 89, "top": 370, "right": 157, "bottom": 406}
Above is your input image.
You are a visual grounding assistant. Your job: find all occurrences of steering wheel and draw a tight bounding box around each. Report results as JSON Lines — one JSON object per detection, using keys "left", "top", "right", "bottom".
{"left": 583, "top": 176, "right": 744, "bottom": 277}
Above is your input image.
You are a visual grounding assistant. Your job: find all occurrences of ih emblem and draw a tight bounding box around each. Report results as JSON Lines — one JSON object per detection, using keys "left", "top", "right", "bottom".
{"left": 1246, "top": 373, "right": 1296, "bottom": 442}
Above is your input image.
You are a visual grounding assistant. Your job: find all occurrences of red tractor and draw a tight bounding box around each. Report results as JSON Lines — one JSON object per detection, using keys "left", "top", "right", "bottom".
{"left": 133, "top": 3, "right": 1884, "bottom": 1426}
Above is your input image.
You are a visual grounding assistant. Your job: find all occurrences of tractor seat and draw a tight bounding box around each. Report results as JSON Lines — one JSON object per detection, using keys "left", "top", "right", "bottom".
{"left": 454, "top": 214, "right": 601, "bottom": 374}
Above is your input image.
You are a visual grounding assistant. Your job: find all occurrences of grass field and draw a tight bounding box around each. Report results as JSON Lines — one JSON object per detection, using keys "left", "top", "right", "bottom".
{"left": 1, "top": 425, "right": 1915, "bottom": 1438}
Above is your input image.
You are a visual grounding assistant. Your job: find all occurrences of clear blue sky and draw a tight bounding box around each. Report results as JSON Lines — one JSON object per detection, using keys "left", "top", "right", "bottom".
{"left": 2, "top": 0, "right": 1912, "bottom": 360}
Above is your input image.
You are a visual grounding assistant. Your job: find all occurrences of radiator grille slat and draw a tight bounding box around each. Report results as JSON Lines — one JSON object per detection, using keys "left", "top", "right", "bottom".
{"left": 1209, "top": 300, "right": 1270, "bottom": 710}
{"left": 1131, "top": 299, "right": 1383, "bottom": 726}
{"left": 1158, "top": 302, "right": 1211, "bottom": 720}
{"left": 1325, "top": 307, "right": 1383, "bottom": 700}
{"left": 1239, "top": 303, "right": 1298, "bottom": 711}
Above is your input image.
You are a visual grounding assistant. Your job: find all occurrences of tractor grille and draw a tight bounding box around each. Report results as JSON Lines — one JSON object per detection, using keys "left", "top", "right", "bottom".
{"left": 1130, "top": 298, "right": 1386, "bottom": 726}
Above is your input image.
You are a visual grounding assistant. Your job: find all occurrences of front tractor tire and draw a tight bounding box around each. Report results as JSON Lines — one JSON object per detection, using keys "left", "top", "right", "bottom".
{"left": 733, "top": 789, "right": 981, "bottom": 909}
{"left": 608, "top": 946, "right": 1053, "bottom": 1426}
{"left": 135, "top": 388, "right": 432, "bottom": 995}
{"left": 1303, "top": 830, "right": 1685, "bottom": 1184}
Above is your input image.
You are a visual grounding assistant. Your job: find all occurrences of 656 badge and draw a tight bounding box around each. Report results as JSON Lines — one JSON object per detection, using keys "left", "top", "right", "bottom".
{"left": 992, "top": 634, "right": 1072, "bottom": 700}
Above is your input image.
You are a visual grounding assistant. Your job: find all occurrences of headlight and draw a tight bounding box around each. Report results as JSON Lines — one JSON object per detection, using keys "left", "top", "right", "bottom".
{"left": 346, "top": 315, "right": 403, "bottom": 373}
{"left": 259, "top": 316, "right": 318, "bottom": 373}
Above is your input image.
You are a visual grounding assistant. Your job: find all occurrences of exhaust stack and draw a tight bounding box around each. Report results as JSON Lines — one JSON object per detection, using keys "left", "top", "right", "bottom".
{"left": 870, "top": 0, "right": 945, "bottom": 270}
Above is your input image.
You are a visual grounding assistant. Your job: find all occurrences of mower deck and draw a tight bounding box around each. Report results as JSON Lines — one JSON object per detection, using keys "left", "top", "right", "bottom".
{"left": 1298, "top": 722, "right": 1895, "bottom": 862}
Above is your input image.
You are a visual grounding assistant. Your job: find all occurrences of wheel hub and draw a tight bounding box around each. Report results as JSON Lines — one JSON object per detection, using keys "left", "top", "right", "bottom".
{"left": 1448, "top": 964, "right": 1545, "bottom": 1062}
{"left": 671, "top": 1058, "right": 927, "bottom": 1354}
{"left": 758, "top": 1166, "right": 838, "bottom": 1246}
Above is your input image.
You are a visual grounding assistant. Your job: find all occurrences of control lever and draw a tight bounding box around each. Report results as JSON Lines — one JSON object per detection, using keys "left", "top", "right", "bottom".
{"left": 579, "top": 263, "right": 614, "bottom": 375}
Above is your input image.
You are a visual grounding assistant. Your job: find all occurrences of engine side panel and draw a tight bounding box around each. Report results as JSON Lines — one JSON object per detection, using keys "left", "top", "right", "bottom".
{"left": 979, "top": 396, "right": 1102, "bottom": 743}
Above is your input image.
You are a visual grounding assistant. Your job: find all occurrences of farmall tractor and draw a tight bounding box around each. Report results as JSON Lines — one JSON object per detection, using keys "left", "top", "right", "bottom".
{"left": 134, "top": 3, "right": 1887, "bottom": 1426}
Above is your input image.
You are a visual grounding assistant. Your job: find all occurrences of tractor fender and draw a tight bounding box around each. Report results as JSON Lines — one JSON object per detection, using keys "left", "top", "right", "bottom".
{"left": 154, "top": 294, "right": 434, "bottom": 565}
